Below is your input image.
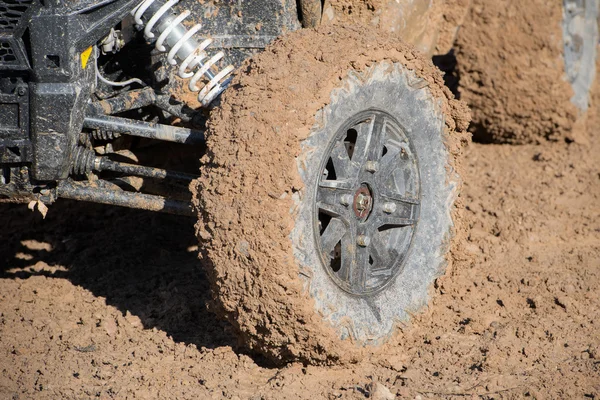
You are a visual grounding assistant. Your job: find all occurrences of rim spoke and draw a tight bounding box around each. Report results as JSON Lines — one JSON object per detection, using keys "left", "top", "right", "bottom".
{"left": 378, "top": 142, "right": 418, "bottom": 201}
{"left": 349, "top": 115, "right": 381, "bottom": 167}
{"left": 317, "top": 201, "right": 347, "bottom": 219}
{"left": 329, "top": 142, "right": 353, "bottom": 180}
{"left": 351, "top": 246, "right": 370, "bottom": 292}
{"left": 380, "top": 192, "right": 419, "bottom": 205}
{"left": 377, "top": 215, "right": 418, "bottom": 228}
{"left": 377, "top": 194, "right": 419, "bottom": 222}
{"left": 318, "top": 180, "right": 354, "bottom": 190}
{"left": 366, "top": 114, "right": 387, "bottom": 162}
{"left": 316, "top": 184, "right": 354, "bottom": 220}
{"left": 379, "top": 147, "right": 408, "bottom": 179}
{"left": 369, "top": 232, "right": 391, "bottom": 269}
{"left": 317, "top": 185, "right": 353, "bottom": 203}
{"left": 337, "top": 232, "right": 354, "bottom": 282}
{"left": 320, "top": 218, "right": 347, "bottom": 255}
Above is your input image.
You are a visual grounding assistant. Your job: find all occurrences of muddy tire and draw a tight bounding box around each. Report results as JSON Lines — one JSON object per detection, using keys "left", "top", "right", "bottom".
{"left": 455, "top": 0, "right": 598, "bottom": 144}
{"left": 194, "top": 25, "right": 470, "bottom": 364}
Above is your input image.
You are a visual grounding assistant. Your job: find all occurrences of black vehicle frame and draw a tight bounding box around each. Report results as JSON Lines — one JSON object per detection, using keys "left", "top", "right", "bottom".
{"left": 0, "top": 0, "right": 299, "bottom": 215}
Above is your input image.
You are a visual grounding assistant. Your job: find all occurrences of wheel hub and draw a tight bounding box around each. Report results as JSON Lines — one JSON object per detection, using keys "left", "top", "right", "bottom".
{"left": 313, "top": 110, "right": 421, "bottom": 296}
{"left": 353, "top": 185, "right": 373, "bottom": 220}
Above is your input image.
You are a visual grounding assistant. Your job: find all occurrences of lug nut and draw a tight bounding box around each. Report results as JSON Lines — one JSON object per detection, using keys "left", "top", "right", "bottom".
{"left": 357, "top": 235, "right": 370, "bottom": 247}
{"left": 383, "top": 202, "right": 397, "bottom": 214}
{"left": 365, "top": 161, "right": 378, "bottom": 173}
{"left": 340, "top": 194, "right": 353, "bottom": 207}
{"left": 356, "top": 193, "right": 371, "bottom": 211}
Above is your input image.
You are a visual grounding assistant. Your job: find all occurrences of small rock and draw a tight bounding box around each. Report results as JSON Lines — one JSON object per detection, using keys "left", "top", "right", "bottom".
{"left": 369, "top": 382, "right": 395, "bottom": 400}
{"left": 103, "top": 318, "right": 118, "bottom": 337}
{"left": 125, "top": 311, "right": 142, "bottom": 327}
{"left": 237, "top": 240, "right": 250, "bottom": 257}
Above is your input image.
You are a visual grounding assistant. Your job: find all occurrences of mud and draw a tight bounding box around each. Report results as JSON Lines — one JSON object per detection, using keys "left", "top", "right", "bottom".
{"left": 455, "top": 0, "right": 581, "bottom": 144}
{"left": 193, "top": 24, "right": 469, "bottom": 364}
{"left": 323, "top": 0, "right": 471, "bottom": 56}
{"left": 434, "top": 0, "right": 471, "bottom": 54}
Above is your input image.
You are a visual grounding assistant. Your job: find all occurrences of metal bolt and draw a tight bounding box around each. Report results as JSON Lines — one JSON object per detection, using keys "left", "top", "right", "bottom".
{"left": 340, "top": 194, "right": 353, "bottom": 207}
{"left": 357, "top": 235, "right": 371, "bottom": 247}
{"left": 365, "top": 161, "right": 378, "bottom": 173}
{"left": 383, "top": 202, "right": 397, "bottom": 214}
{"left": 356, "top": 193, "right": 371, "bottom": 211}
{"left": 17, "top": 87, "right": 26, "bottom": 96}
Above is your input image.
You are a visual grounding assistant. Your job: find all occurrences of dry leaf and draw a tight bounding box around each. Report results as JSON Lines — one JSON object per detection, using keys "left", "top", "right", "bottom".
{"left": 27, "top": 200, "right": 49, "bottom": 219}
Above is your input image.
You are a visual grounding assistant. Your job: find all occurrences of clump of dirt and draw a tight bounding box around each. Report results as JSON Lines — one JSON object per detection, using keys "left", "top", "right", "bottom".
{"left": 434, "top": 0, "right": 471, "bottom": 54}
{"left": 323, "top": 0, "right": 470, "bottom": 56}
{"left": 192, "top": 24, "right": 469, "bottom": 365}
{"left": 455, "top": 0, "right": 580, "bottom": 144}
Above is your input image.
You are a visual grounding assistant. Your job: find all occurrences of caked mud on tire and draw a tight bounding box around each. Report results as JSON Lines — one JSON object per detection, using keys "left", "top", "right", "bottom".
{"left": 193, "top": 25, "right": 470, "bottom": 364}
{"left": 455, "top": 0, "right": 598, "bottom": 144}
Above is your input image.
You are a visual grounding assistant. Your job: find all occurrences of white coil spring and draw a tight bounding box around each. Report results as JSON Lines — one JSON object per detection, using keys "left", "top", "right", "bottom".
{"left": 132, "top": 0, "right": 234, "bottom": 106}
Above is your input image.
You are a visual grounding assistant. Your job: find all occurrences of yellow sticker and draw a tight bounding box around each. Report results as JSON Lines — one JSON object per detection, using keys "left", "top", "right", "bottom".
{"left": 81, "top": 46, "right": 93, "bottom": 69}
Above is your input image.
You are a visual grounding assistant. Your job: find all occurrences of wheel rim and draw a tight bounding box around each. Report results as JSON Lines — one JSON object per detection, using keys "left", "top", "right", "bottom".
{"left": 313, "top": 109, "right": 421, "bottom": 296}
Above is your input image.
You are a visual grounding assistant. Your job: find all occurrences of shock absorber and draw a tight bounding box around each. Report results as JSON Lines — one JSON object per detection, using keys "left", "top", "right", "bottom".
{"left": 131, "top": 0, "right": 235, "bottom": 107}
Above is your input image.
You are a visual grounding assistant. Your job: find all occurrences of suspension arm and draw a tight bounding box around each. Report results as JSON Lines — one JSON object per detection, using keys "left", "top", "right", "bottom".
{"left": 57, "top": 180, "right": 193, "bottom": 216}
{"left": 83, "top": 115, "right": 205, "bottom": 145}
{"left": 87, "top": 89, "right": 200, "bottom": 123}
{"left": 98, "top": 157, "right": 197, "bottom": 182}
{"left": 87, "top": 87, "right": 157, "bottom": 115}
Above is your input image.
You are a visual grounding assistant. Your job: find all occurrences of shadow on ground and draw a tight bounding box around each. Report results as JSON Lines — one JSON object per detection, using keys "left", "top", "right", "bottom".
{"left": 0, "top": 200, "right": 236, "bottom": 351}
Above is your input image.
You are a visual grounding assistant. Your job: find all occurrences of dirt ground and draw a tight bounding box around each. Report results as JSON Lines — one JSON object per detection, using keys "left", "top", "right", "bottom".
{"left": 1, "top": 44, "right": 600, "bottom": 400}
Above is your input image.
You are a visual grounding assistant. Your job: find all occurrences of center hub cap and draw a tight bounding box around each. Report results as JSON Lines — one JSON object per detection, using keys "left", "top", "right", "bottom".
{"left": 353, "top": 185, "right": 372, "bottom": 220}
